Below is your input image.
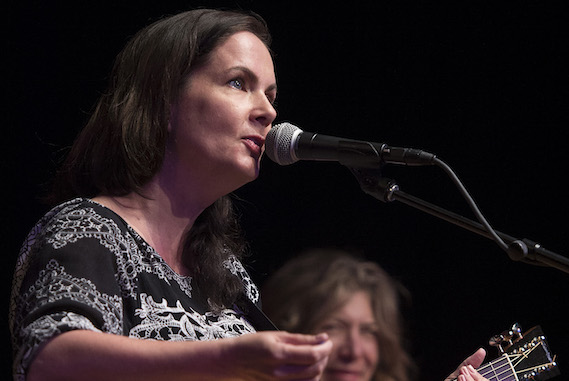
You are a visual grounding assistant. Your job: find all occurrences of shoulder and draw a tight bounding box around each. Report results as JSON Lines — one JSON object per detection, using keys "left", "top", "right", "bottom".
{"left": 27, "top": 198, "right": 126, "bottom": 238}
{"left": 47, "top": 197, "right": 127, "bottom": 230}
{"left": 16, "top": 198, "right": 133, "bottom": 277}
{"left": 35, "top": 198, "right": 129, "bottom": 244}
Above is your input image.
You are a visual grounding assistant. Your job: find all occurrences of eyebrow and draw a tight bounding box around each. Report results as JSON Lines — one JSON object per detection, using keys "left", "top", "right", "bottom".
{"left": 324, "top": 316, "right": 378, "bottom": 326}
{"left": 228, "top": 66, "right": 278, "bottom": 94}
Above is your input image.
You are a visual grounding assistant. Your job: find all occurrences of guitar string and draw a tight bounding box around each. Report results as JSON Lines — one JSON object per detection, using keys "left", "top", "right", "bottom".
{"left": 509, "top": 341, "right": 554, "bottom": 376}
{"left": 496, "top": 355, "right": 519, "bottom": 381}
{"left": 479, "top": 340, "right": 549, "bottom": 381}
{"left": 477, "top": 357, "right": 507, "bottom": 375}
{"left": 452, "top": 336, "right": 553, "bottom": 381}
{"left": 478, "top": 355, "right": 515, "bottom": 381}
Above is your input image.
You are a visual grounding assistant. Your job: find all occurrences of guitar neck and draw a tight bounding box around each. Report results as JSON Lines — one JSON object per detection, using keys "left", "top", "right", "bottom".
{"left": 477, "top": 355, "right": 517, "bottom": 381}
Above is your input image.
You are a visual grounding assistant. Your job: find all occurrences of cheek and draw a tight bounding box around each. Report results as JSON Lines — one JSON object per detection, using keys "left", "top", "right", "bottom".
{"left": 170, "top": 99, "right": 219, "bottom": 141}
{"left": 368, "top": 340, "right": 380, "bottom": 362}
{"left": 363, "top": 338, "right": 380, "bottom": 369}
{"left": 325, "top": 338, "right": 342, "bottom": 364}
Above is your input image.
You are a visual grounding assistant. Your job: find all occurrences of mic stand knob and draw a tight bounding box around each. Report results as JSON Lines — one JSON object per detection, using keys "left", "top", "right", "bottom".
{"left": 507, "top": 240, "right": 529, "bottom": 262}
{"left": 348, "top": 167, "right": 399, "bottom": 203}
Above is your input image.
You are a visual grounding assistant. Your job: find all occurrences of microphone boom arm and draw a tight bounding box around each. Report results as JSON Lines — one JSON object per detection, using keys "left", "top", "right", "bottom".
{"left": 348, "top": 165, "right": 569, "bottom": 275}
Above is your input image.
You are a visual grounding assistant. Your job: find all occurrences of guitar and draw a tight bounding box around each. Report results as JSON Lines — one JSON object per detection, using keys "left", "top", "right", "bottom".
{"left": 453, "top": 324, "right": 559, "bottom": 381}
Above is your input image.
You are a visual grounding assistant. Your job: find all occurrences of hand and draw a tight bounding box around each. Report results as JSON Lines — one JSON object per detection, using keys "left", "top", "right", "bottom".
{"left": 457, "top": 365, "right": 488, "bottom": 381}
{"left": 223, "top": 331, "right": 333, "bottom": 380}
{"left": 445, "top": 348, "right": 487, "bottom": 381}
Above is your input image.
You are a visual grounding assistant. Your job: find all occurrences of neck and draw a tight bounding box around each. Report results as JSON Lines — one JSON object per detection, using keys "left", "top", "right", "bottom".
{"left": 93, "top": 178, "right": 212, "bottom": 276}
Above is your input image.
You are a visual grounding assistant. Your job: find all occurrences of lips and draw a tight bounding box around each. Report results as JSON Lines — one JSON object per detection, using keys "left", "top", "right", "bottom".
{"left": 242, "top": 136, "right": 265, "bottom": 158}
{"left": 324, "top": 368, "right": 364, "bottom": 381}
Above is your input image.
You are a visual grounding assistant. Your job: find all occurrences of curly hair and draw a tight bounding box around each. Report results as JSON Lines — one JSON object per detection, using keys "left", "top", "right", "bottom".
{"left": 262, "top": 249, "right": 415, "bottom": 381}
{"left": 50, "top": 9, "right": 272, "bottom": 310}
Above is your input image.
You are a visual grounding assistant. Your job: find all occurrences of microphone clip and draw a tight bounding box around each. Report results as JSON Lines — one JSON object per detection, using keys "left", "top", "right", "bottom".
{"left": 348, "top": 167, "right": 400, "bottom": 203}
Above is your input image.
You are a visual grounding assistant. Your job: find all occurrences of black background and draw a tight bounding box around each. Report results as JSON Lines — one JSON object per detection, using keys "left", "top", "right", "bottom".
{"left": 5, "top": 1, "right": 568, "bottom": 379}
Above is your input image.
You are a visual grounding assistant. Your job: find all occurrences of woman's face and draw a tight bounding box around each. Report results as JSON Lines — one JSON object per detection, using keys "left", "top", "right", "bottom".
{"left": 315, "top": 291, "right": 380, "bottom": 381}
{"left": 167, "top": 31, "right": 277, "bottom": 196}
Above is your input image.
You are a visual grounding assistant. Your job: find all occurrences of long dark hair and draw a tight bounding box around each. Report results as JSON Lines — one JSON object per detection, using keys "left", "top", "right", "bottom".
{"left": 51, "top": 9, "right": 272, "bottom": 310}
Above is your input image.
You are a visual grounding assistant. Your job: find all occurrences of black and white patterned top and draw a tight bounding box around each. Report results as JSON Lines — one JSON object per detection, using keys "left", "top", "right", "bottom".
{"left": 9, "top": 198, "right": 260, "bottom": 380}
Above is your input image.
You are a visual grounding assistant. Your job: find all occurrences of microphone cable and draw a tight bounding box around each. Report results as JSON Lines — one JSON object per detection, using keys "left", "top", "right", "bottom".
{"left": 432, "top": 157, "right": 509, "bottom": 253}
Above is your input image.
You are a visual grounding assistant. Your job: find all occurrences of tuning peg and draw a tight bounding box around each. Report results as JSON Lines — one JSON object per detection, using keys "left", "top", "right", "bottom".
{"left": 489, "top": 323, "right": 523, "bottom": 353}
{"left": 508, "top": 323, "right": 523, "bottom": 342}
{"left": 489, "top": 334, "right": 506, "bottom": 353}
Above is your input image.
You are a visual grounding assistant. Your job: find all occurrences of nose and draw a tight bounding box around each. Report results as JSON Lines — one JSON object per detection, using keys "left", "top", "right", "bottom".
{"left": 337, "top": 329, "right": 365, "bottom": 360}
{"left": 251, "top": 91, "right": 277, "bottom": 131}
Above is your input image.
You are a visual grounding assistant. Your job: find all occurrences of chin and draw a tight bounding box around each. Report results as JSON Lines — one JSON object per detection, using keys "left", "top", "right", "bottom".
{"left": 240, "top": 160, "right": 261, "bottom": 181}
{"left": 231, "top": 166, "right": 260, "bottom": 189}
{"left": 321, "top": 371, "right": 368, "bottom": 381}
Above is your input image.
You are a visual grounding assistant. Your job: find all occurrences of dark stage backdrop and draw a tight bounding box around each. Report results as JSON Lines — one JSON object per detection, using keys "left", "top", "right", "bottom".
{"left": 5, "top": 1, "right": 568, "bottom": 379}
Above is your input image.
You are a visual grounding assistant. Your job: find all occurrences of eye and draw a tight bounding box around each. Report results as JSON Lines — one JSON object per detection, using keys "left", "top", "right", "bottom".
{"left": 228, "top": 78, "right": 244, "bottom": 90}
{"left": 319, "top": 322, "right": 344, "bottom": 333}
{"left": 266, "top": 93, "right": 277, "bottom": 106}
{"left": 361, "top": 325, "right": 379, "bottom": 338}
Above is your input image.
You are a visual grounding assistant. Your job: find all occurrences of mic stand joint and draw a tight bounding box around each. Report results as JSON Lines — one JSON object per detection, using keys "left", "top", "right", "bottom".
{"left": 348, "top": 167, "right": 399, "bottom": 203}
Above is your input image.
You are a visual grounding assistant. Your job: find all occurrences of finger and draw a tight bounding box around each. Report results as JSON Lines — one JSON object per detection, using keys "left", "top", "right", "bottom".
{"left": 280, "top": 338, "right": 333, "bottom": 366}
{"left": 464, "top": 348, "right": 486, "bottom": 369}
{"left": 446, "top": 348, "right": 487, "bottom": 380}
{"left": 273, "top": 355, "right": 329, "bottom": 380}
{"left": 458, "top": 365, "right": 488, "bottom": 381}
{"left": 466, "top": 365, "right": 488, "bottom": 381}
{"left": 278, "top": 332, "right": 329, "bottom": 346}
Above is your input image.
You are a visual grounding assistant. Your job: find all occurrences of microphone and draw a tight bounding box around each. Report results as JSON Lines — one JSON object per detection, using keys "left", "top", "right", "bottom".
{"left": 265, "top": 122, "right": 436, "bottom": 168}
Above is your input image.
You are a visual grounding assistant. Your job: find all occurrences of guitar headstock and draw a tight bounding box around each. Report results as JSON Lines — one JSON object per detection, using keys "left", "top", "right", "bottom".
{"left": 484, "top": 324, "right": 560, "bottom": 381}
{"left": 489, "top": 322, "right": 523, "bottom": 353}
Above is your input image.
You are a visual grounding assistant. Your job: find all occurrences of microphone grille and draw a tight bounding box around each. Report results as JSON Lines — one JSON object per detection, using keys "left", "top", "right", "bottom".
{"left": 265, "top": 122, "right": 301, "bottom": 165}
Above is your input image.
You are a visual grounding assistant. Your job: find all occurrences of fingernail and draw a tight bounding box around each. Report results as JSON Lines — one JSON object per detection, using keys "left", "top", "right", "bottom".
{"left": 315, "top": 333, "right": 329, "bottom": 342}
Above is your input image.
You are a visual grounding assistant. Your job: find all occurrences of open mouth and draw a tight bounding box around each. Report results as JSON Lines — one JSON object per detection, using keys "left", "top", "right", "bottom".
{"left": 246, "top": 135, "right": 264, "bottom": 147}
{"left": 243, "top": 136, "right": 264, "bottom": 157}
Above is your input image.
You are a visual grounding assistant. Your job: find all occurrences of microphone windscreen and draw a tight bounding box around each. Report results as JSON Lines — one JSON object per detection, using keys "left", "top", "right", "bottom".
{"left": 265, "top": 122, "right": 301, "bottom": 165}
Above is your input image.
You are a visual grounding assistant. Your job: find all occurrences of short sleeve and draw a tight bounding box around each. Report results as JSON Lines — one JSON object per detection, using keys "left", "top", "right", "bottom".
{"left": 10, "top": 201, "right": 125, "bottom": 379}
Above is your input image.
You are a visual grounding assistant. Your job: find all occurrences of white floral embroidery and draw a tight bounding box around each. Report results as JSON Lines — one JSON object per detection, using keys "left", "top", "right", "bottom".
{"left": 130, "top": 293, "right": 255, "bottom": 341}
{"left": 31, "top": 260, "right": 123, "bottom": 333}
{"left": 224, "top": 255, "right": 259, "bottom": 303}
{"left": 11, "top": 259, "right": 122, "bottom": 381}
{"left": 45, "top": 200, "right": 193, "bottom": 299}
{"left": 13, "top": 312, "right": 102, "bottom": 381}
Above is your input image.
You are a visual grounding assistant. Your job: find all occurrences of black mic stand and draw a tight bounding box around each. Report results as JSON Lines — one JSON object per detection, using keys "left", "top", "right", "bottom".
{"left": 348, "top": 166, "right": 569, "bottom": 275}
